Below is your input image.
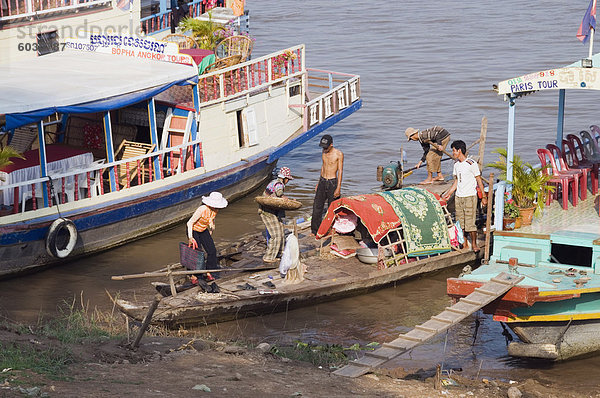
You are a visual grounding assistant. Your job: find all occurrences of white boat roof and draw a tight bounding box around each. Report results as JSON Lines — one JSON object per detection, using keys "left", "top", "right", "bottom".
{"left": 496, "top": 52, "right": 600, "bottom": 95}
{"left": 1, "top": 50, "right": 198, "bottom": 129}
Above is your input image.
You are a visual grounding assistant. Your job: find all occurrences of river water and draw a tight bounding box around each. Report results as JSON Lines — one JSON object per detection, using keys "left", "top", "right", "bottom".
{"left": 2, "top": 0, "right": 600, "bottom": 391}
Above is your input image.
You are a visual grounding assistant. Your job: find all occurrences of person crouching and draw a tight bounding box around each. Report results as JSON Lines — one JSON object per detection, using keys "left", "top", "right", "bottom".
{"left": 259, "top": 167, "right": 293, "bottom": 264}
{"left": 187, "top": 192, "right": 228, "bottom": 279}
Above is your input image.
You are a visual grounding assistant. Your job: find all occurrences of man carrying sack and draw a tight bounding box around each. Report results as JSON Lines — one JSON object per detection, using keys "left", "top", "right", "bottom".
{"left": 258, "top": 167, "right": 293, "bottom": 264}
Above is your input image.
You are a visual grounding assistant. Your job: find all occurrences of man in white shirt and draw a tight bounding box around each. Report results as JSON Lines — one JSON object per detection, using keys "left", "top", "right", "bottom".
{"left": 442, "top": 140, "right": 487, "bottom": 253}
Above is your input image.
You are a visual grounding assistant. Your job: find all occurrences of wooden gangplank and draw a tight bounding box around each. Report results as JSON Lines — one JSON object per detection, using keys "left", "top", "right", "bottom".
{"left": 334, "top": 272, "right": 524, "bottom": 378}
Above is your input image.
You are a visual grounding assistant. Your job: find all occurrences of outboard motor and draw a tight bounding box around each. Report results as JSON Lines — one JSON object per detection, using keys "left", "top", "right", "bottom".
{"left": 377, "top": 161, "right": 403, "bottom": 189}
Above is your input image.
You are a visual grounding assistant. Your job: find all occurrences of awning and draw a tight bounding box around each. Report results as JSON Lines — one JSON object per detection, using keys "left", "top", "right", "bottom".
{"left": 495, "top": 52, "right": 600, "bottom": 96}
{"left": 1, "top": 51, "right": 198, "bottom": 130}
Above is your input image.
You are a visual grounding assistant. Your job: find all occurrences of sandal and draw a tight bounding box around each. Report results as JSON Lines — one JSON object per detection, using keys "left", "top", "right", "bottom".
{"left": 236, "top": 283, "right": 257, "bottom": 290}
{"left": 263, "top": 281, "right": 276, "bottom": 289}
{"left": 549, "top": 269, "right": 564, "bottom": 275}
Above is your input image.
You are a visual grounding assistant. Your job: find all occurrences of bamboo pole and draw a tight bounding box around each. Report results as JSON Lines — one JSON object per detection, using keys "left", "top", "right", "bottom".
{"left": 483, "top": 172, "right": 494, "bottom": 264}
{"left": 477, "top": 116, "right": 488, "bottom": 169}
{"left": 112, "top": 265, "right": 277, "bottom": 281}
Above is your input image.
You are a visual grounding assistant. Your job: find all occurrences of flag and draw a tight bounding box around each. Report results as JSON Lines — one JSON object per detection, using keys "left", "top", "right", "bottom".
{"left": 577, "top": 0, "right": 597, "bottom": 43}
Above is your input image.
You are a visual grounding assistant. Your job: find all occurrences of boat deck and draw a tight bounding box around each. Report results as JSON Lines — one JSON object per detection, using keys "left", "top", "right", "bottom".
{"left": 515, "top": 195, "right": 600, "bottom": 236}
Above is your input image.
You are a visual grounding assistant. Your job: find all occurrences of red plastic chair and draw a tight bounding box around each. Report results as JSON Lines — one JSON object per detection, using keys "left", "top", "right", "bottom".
{"left": 579, "top": 130, "right": 600, "bottom": 162}
{"left": 562, "top": 138, "right": 599, "bottom": 195}
{"left": 546, "top": 143, "right": 587, "bottom": 200}
{"left": 537, "top": 148, "right": 578, "bottom": 209}
{"left": 589, "top": 125, "right": 600, "bottom": 145}
{"left": 566, "top": 134, "right": 600, "bottom": 193}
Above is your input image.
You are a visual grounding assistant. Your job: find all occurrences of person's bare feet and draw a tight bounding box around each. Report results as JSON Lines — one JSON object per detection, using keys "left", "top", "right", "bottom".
{"left": 434, "top": 175, "right": 445, "bottom": 181}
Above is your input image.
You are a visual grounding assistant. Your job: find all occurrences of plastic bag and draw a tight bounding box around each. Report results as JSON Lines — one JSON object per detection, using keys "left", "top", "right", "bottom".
{"left": 279, "top": 235, "right": 299, "bottom": 277}
{"left": 454, "top": 220, "right": 465, "bottom": 245}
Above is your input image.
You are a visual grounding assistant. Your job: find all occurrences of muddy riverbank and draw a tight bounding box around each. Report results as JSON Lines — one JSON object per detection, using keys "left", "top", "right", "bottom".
{"left": 0, "top": 324, "right": 588, "bottom": 398}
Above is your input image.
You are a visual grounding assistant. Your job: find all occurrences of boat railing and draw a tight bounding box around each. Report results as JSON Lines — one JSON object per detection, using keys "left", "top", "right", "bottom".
{"left": 1, "top": 138, "right": 203, "bottom": 215}
{"left": 287, "top": 68, "right": 360, "bottom": 133}
{"left": 0, "top": 0, "right": 110, "bottom": 22}
{"left": 196, "top": 45, "right": 306, "bottom": 107}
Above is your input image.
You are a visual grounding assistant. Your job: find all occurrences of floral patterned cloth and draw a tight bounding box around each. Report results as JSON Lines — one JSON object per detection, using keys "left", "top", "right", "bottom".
{"left": 377, "top": 187, "right": 451, "bottom": 256}
{"left": 316, "top": 194, "right": 401, "bottom": 242}
{"left": 316, "top": 188, "right": 450, "bottom": 257}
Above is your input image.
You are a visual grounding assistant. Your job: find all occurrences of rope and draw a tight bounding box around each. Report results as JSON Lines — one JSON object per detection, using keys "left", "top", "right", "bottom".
{"left": 46, "top": 175, "right": 63, "bottom": 219}
{"left": 500, "top": 322, "right": 513, "bottom": 346}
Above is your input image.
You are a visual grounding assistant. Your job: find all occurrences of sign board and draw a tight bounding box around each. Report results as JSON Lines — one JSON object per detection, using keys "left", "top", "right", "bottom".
{"left": 64, "top": 34, "right": 194, "bottom": 66}
{"left": 497, "top": 67, "right": 600, "bottom": 95}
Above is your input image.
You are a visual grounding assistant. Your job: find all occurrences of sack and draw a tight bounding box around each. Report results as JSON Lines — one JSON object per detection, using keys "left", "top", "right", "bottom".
{"left": 179, "top": 242, "right": 206, "bottom": 271}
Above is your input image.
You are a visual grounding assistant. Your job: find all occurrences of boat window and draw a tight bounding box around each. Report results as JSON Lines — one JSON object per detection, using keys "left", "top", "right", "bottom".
{"left": 37, "top": 31, "right": 59, "bottom": 56}
{"left": 550, "top": 243, "right": 592, "bottom": 267}
{"left": 236, "top": 110, "right": 247, "bottom": 147}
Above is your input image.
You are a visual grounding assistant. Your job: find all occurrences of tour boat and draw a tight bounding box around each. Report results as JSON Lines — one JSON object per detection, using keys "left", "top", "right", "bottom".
{"left": 447, "top": 51, "right": 600, "bottom": 360}
{"left": 0, "top": 34, "right": 361, "bottom": 277}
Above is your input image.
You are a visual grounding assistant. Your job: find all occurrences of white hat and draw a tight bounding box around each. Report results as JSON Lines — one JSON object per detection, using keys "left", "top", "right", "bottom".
{"left": 202, "top": 192, "right": 228, "bottom": 209}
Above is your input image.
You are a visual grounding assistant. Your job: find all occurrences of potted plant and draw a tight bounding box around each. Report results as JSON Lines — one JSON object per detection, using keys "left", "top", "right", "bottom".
{"left": 0, "top": 146, "right": 25, "bottom": 215}
{"left": 488, "top": 148, "right": 555, "bottom": 225}
{"left": 179, "top": 12, "right": 225, "bottom": 50}
{"left": 503, "top": 193, "right": 521, "bottom": 230}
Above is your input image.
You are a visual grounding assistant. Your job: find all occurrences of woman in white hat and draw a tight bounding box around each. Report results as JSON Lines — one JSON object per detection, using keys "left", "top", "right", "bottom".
{"left": 259, "top": 167, "right": 293, "bottom": 263}
{"left": 187, "top": 191, "right": 228, "bottom": 274}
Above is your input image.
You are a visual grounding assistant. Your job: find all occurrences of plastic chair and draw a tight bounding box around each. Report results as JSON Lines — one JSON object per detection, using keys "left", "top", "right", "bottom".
{"left": 562, "top": 139, "right": 599, "bottom": 195}
{"left": 579, "top": 130, "right": 600, "bottom": 162}
{"left": 589, "top": 125, "right": 600, "bottom": 145}
{"left": 537, "top": 148, "right": 577, "bottom": 209}
{"left": 546, "top": 144, "right": 587, "bottom": 200}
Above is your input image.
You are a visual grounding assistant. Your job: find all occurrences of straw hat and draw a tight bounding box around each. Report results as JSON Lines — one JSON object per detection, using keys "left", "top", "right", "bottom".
{"left": 202, "top": 192, "right": 228, "bottom": 208}
{"left": 405, "top": 127, "right": 419, "bottom": 141}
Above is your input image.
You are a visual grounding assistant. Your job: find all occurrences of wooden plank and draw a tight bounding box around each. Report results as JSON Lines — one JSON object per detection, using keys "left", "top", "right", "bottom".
{"left": 334, "top": 273, "right": 524, "bottom": 378}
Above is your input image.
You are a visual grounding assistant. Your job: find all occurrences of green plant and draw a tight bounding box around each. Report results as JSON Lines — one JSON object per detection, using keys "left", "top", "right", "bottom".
{"left": 503, "top": 193, "right": 520, "bottom": 219}
{"left": 179, "top": 12, "right": 225, "bottom": 49}
{"left": 0, "top": 146, "right": 24, "bottom": 181}
{"left": 487, "top": 148, "right": 555, "bottom": 215}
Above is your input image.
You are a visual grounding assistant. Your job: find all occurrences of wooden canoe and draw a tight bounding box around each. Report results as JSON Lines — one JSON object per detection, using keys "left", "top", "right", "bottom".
{"left": 114, "top": 230, "right": 477, "bottom": 328}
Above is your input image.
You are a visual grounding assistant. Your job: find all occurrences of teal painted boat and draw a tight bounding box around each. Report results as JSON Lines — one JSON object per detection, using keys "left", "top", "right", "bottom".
{"left": 448, "top": 48, "right": 600, "bottom": 360}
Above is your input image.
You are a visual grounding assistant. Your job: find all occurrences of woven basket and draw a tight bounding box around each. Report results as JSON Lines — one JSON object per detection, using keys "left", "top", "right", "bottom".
{"left": 255, "top": 196, "right": 302, "bottom": 210}
{"left": 179, "top": 242, "right": 206, "bottom": 271}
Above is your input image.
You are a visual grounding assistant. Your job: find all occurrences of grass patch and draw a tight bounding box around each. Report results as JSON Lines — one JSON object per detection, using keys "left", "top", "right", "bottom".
{"left": 270, "top": 341, "right": 380, "bottom": 368}
{"left": 0, "top": 342, "right": 72, "bottom": 380}
{"left": 36, "top": 295, "right": 117, "bottom": 344}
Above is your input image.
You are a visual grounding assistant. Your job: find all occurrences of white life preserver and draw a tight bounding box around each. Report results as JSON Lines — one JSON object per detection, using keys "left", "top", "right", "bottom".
{"left": 45, "top": 218, "right": 78, "bottom": 258}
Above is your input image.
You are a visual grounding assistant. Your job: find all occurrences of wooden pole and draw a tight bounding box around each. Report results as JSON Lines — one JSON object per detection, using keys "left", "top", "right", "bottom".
{"left": 112, "top": 265, "right": 278, "bottom": 281}
{"left": 483, "top": 172, "right": 494, "bottom": 264}
{"left": 130, "top": 294, "right": 162, "bottom": 349}
{"left": 167, "top": 263, "right": 177, "bottom": 297}
{"left": 477, "top": 116, "right": 488, "bottom": 169}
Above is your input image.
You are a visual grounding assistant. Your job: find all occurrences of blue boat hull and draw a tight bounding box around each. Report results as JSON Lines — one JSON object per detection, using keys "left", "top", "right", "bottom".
{"left": 0, "top": 100, "right": 362, "bottom": 277}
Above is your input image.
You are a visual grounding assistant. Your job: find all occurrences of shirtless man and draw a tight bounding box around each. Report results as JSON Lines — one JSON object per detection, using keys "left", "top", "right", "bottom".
{"left": 311, "top": 134, "right": 344, "bottom": 235}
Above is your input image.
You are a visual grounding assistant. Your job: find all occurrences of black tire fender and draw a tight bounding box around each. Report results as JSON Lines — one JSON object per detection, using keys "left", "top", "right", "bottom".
{"left": 46, "top": 218, "right": 78, "bottom": 258}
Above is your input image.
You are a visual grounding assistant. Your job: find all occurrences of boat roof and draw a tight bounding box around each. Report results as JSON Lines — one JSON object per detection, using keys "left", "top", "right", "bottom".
{"left": 495, "top": 52, "right": 600, "bottom": 96}
{"left": 1, "top": 50, "right": 198, "bottom": 131}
